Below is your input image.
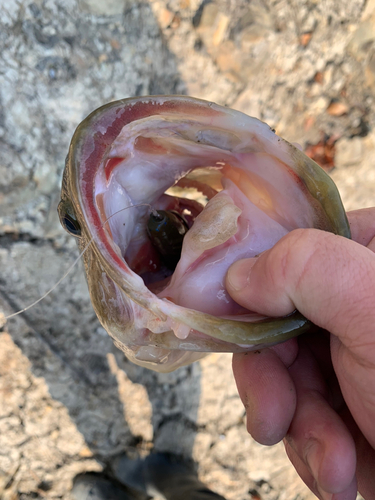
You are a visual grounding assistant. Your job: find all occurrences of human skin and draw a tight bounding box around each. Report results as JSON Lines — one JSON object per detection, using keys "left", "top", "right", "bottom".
{"left": 226, "top": 208, "right": 375, "bottom": 500}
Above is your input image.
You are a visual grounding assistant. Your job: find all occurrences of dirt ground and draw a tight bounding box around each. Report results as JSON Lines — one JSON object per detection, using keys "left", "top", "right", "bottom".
{"left": 0, "top": 0, "right": 374, "bottom": 498}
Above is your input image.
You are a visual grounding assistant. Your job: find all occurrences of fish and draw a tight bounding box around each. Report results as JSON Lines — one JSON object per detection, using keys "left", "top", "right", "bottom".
{"left": 58, "top": 96, "right": 350, "bottom": 372}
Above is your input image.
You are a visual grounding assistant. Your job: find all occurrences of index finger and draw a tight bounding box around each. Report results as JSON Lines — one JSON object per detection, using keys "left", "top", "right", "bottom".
{"left": 347, "top": 208, "right": 375, "bottom": 246}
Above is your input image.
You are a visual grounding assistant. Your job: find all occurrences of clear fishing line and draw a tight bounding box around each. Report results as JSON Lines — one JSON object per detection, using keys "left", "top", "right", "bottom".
{"left": 4, "top": 203, "right": 157, "bottom": 320}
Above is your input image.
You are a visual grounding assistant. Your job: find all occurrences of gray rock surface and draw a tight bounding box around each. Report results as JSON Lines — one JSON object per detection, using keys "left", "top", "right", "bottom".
{"left": 0, "top": 0, "right": 372, "bottom": 499}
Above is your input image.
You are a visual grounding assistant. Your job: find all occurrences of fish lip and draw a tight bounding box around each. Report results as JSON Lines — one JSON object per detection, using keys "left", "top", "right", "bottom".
{"left": 63, "top": 95, "right": 351, "bottom": 351}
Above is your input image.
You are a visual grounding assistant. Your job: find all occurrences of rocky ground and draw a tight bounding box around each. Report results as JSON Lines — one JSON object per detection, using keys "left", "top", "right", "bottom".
{"left": 0, "top": 0, "right": 374, "bottom": 498}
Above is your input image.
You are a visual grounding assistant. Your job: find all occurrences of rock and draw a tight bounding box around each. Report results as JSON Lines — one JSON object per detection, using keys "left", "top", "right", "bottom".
{"left": 314, "top": 70, "right": 324, "bottom": 84}
{"left": 214, "top": 40, "right": 242, "bottom": 76}
{"left": 311, "top": 96, "right": 330, "bottom": 114}
{"left": 151, "top": 4, "right": 175, "bottom": 29}
{"left": 365, "top": 49, "right": 375, "bottom": 90}
{"left": 237, "top": 2, "right": 274, "bottom": 43}
{"left": 236, "top": 2, "right": 274, "bottom": 33}
{"left": 248, "top": 469, "right": 271, "bottom": 483}
{"left": 196, "top": 2, "right": 219, "bottom": 30}
{"left": 347, "top": 18, "right": 375, "bottom": 61}
{"left": 80, "top": 0, "right": 128, "bottom": 16}
{"left": 195, "top": 3, "right": 230, "bottom": 50}
{"left": 299, "top": 32, "right": 313, "bottom": 47}
{"left": 179, "top": 0, "right": 191, "bottom": 9}
{"left": 33, "top": 162, "right": 59, "bottom": 194}
{"left": 327, "top": 101, "right": 349, "bottom": 116}
{"left": 212, "top": 12, "right": 230, "bottom": 46}
{"left": 361, "top": 0, "right": 375, "bottom": 21}
{"left": 241, "top": 23, "right": 271, "bottom": 44}
{"left": 335, "top": 137, "right": 364, "bottom": 167}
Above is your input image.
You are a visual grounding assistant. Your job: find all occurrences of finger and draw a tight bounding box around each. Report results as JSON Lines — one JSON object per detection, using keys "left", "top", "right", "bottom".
{"left": 347, "top": 207, "right": 375, "bottom": 246}
{"left": 341, "top": 407, "right": 375, "bottom": 499}
{"left": 285, "top": 344, "right": 356, "bottom": 496}
{"left": 226, "top": 228, "right": 375, "bottom": 346}
{"left": 284, "top": 441, "right": 358, "bottom": 500}
{"left": 232, "top": 339, "right": 298, "bottom": 445}
{"left": 303, "top": 330, "right": 346, "bottom": 412}
{"left": 330, "top": 335, "right": 375, "bottom": 450}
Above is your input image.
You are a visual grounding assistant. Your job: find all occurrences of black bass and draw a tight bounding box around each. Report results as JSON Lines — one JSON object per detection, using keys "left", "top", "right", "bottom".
{"left": 58, "top": 96, "right": 350, "bottom": 372}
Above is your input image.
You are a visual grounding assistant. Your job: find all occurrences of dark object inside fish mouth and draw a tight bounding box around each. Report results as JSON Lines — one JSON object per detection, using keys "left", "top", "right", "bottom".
{"left": 146, "top": 210, "right": 189, "bottom": 271}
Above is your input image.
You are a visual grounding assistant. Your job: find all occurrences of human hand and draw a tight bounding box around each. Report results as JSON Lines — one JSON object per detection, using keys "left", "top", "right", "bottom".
{"left": 226, "top": 208, "right": 375, "bottom": 500}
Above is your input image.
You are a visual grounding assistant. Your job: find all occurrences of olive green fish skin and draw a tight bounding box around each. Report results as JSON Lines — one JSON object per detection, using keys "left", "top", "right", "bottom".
{"left": 58, "top": 96, "right": 350, "bottom": 371}
{"left": 289, "top": 143, "right": 350, "bottom": 238}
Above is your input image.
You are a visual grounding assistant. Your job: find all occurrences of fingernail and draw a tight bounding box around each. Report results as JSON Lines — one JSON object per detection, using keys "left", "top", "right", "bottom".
{"left": 305, "top": 439, "right": 322, "bottom": 479}
{"left": 317, "top": 487, "right": 333, "bottom": 500}
{"left": 227, "top": 259, "right": 256, "bottom": 292}
{"left": 305, "top": 440, "right": 332, "bottom": 499}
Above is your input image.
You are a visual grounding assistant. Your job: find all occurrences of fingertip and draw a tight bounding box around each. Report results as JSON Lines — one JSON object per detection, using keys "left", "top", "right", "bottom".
{"left": 270, "top": 337, "right": 299, "bottom": 367}
{"left": 227, "top": 231, "right": 306, "bottom": 317}
{"left": 317, "top": 441, "right": 357, "bottom": 494}
{"left": 226, "top": 258, "right": 257, "bottom": 293}
{"left": 285, "top": 434, "right": 357, "bottom": 500}
{"left": 288, "top": 394, "right": 357, "bottom": 496}
{"left": 347, "top": 207, "right": 375, "bottom": 246}
{"left": 316, "top": 473, "right": 357, "bottom": 500}
{"left": 232, "top": 349, "right": 296, "bottom": 445}
{"left": 331, "top": 476, "right": 358, "bottom": 500}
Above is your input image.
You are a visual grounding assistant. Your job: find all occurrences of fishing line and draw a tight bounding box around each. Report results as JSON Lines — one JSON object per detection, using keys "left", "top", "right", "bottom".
{"left": 4, "top": 203, "right": 158, "bottom": 320}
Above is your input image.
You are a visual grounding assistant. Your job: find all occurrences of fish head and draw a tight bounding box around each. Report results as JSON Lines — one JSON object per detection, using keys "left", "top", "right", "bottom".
{"left": 59, "top": 96, "right": 350, "bottom": 372}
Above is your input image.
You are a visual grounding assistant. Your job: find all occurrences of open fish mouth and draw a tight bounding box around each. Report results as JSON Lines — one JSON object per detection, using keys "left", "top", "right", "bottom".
{"left": 59, "top": 96, "right": 350, "bottom": 371}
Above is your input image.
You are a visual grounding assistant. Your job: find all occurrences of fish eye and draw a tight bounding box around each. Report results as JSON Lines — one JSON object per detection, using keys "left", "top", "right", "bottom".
{"left": 61, "top": 214, "right": 81, "bottom": 236}
{"left": 58, "top": 199, "right": 82, "bottom": 237}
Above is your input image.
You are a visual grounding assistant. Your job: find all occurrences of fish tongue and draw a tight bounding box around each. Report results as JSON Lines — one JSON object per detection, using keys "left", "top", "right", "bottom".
{"left": 176, "top": 191, "right": 242, "bottom": 275}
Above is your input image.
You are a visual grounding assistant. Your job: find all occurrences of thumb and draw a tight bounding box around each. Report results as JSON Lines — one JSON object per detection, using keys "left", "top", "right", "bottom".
{"left": 226, "top": 228, "right": 375, "bottom": 348}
